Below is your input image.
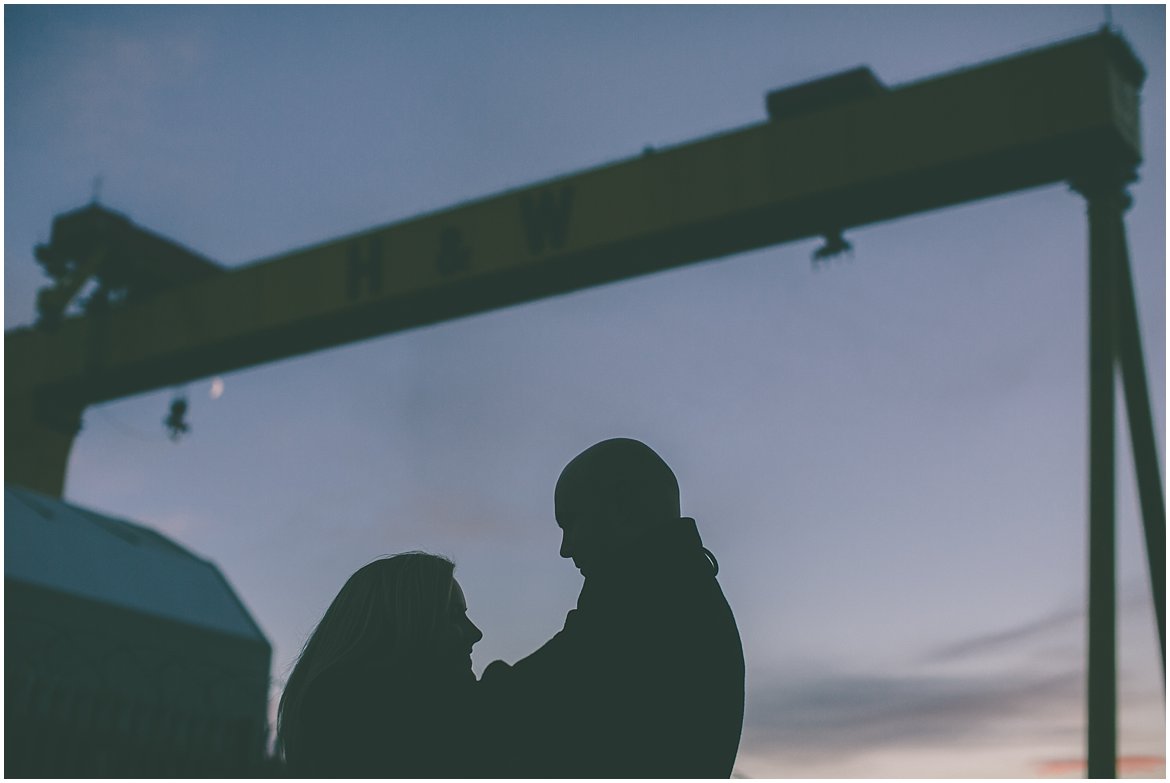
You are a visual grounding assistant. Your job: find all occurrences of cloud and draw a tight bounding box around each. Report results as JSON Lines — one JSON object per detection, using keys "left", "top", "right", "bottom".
{"left": 921, "top": 586, "right": 1156, "bottom": 664}
{"left": 1035, "top": 755, "right": 1165, "bottom": 776}
{"left": 740, "top": 588, "right": 1163, "bottom": 774}
{"left": 922, "top": 607, "right": 1082, "bottom": 664}
{"left": 742, "top": 667, "right": 1081, "bottom": 765}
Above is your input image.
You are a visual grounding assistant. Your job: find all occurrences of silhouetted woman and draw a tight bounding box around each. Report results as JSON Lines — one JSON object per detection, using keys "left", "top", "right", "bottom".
{"left": 276, "top": 553, "right": 484, "bottom": 777}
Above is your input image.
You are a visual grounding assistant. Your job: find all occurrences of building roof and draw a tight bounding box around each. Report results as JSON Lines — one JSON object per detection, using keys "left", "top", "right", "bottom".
{"left": 5, "top": 485, "right": 268, "bottom": 645}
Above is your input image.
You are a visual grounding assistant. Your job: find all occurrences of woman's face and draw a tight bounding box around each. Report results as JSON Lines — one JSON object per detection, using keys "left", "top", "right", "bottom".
{"left": 441, "top": 579, "right": 483, "bottom": 679}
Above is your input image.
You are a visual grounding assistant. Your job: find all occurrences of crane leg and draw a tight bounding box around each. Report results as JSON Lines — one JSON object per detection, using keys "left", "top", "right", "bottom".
{"left": 6, "top": 392, "right": 83, "bottom": 498}
{"left": 1076, "top": 168, "right": 1127, "bottom": 780}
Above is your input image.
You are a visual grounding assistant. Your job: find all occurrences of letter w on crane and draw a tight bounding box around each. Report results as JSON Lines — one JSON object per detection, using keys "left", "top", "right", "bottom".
{"left": 519, "top": 186, "right": 574, "bottom": 255}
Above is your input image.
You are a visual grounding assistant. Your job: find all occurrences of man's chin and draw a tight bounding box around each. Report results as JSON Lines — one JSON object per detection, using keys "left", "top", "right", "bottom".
{"left": 454, "top": 658, "right": 475, "bottom": 680}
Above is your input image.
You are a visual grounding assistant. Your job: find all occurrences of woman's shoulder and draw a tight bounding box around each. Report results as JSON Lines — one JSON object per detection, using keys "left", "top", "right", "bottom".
{"left": 305, "top": 659, "right": 478, "bottom": 729}
{"left": 297, "top": 660, "right": 474, "bottom": 777}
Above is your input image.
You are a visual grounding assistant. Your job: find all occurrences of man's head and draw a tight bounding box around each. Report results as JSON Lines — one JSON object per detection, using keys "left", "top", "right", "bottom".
{"left": 554, "top": 438, "right": 681, "bottom": 575}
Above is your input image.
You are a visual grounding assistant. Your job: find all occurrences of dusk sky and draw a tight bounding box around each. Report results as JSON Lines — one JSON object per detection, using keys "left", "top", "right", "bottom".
{"left": 4, "top": 5, "right": 1165, "bottom": 778}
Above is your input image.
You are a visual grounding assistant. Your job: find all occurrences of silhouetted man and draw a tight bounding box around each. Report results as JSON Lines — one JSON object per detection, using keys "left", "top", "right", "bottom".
{"left": 481, "top": 438, "right": 745, "bottom": 778}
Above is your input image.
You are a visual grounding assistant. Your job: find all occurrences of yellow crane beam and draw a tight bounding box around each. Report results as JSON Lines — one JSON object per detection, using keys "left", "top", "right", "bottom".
{"left": 7, "top": 32, "right": 1141, "bottom": 414}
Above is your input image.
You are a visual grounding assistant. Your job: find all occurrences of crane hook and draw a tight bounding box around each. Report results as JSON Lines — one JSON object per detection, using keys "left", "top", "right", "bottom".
{"left": 164, "top": 395, "right": 190, "bottom": 441}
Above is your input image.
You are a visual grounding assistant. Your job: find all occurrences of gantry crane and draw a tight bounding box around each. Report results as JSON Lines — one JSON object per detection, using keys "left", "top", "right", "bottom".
{"left": 6, "top": 30, "right": 1161, "bottom": 777}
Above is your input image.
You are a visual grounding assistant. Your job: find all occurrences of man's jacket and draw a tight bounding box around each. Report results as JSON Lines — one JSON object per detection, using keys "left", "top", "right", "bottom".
{"left": 481, "top": 517, "right": 745, "bottom": 778}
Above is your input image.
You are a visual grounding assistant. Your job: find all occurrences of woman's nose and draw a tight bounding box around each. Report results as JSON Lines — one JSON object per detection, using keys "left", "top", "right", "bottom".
{"left": 467, "top": 619, "right": 484, "bottom": 646}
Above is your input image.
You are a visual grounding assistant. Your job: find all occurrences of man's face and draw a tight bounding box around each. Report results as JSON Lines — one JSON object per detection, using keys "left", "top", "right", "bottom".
{"left": 555, "top": 487, "right": 606, "bottom": 576}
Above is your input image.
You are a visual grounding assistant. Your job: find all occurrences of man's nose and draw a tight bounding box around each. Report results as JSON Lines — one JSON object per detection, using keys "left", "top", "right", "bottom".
{"left": 559, "top": 530, "right": 572, "bottom": 559}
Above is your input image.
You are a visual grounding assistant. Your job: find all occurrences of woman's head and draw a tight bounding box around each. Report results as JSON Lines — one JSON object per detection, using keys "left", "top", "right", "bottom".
{"left": 276, "top": 552, "right": 482, "bottom": 764}
{"left": 305, "top": 553, "right": 474, "bottom": 663}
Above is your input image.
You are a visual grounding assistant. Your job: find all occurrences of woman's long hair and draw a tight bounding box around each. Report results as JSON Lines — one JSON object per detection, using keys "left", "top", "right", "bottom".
{"left": 275, "top": 552, "right": 456, "bottom": 766}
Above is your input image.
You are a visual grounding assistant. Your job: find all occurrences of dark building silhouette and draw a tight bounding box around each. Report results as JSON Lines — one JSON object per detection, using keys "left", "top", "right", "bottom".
{"left": 4, "top": 486, "right": 271, "bottom": 776}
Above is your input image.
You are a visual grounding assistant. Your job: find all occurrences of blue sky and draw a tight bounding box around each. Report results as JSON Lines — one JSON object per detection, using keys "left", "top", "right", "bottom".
{"left": 5, "top": 5, "right": 1165, "bottom": 777}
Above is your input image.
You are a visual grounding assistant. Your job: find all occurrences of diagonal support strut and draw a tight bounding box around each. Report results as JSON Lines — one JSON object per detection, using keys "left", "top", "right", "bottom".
{"left": 1109, "top": 197, "right": 1166, "bottom": 673}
